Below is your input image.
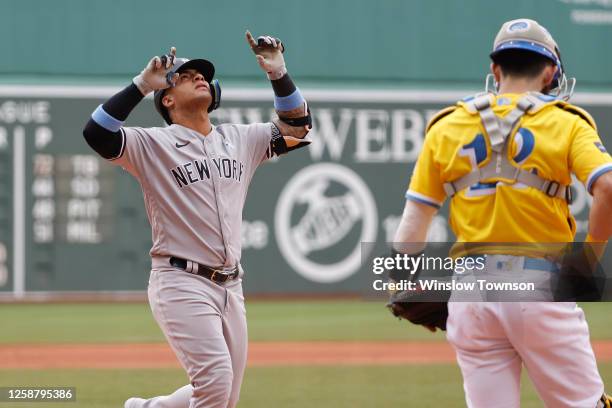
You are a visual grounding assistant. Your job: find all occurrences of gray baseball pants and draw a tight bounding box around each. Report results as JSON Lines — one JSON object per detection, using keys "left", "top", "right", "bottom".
{"left": 139, "top": 266, "right": 248, "bottom": 408}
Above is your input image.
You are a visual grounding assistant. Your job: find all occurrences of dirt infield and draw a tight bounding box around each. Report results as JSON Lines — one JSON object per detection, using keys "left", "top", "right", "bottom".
{"left": 2, "top": 341, "right": 612, "bottom": 369}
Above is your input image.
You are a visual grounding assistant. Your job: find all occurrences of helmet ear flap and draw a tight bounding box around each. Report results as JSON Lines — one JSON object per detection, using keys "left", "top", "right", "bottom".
{"left": 207, "top": 79, "right": 221, "bottom": 113}
{"left": 550, "top": 46, "right": 564, "bottom": 89}
{"left": 548, "top": 46, "right": 576, "bottom": 100}
{"left": 485, "top": 73, "right": 499, "bottom": 94}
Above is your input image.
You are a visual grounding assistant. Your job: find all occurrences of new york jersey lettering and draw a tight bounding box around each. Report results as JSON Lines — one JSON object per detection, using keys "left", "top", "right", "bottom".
{"left": 171, "top": 158, "right": 244, "bottom": 188}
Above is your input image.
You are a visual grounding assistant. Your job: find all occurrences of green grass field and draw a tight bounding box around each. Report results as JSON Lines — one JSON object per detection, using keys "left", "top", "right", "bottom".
{"left": 2, "top": 365, "right": 612, "bottom": 408}
{"left": 0, "top": 301, "right": 610, "bottom": 407}
{"left": 1, "top": 301, "right": 611, "bottom": 343}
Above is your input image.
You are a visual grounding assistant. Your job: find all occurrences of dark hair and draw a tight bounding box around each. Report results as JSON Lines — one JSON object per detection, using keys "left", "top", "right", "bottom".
{"left": 492, "top": 49, "right": 555, "bottom": 78}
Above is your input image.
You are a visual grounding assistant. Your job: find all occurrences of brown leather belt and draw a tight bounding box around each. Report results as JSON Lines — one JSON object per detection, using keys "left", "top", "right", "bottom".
{"left": 169, "top": 256, "right": 239, "bottom": 283}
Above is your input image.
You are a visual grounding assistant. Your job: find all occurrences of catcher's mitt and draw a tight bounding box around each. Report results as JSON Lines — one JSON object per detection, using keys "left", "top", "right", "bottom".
{"left": 387, "top": 289, "right": 449, "bottom": 331}
{"left": 385, "top": 249, "right": 450, "bottom": 331}
{"left": 599, "top": 393, "right": 611, "bottom": 408}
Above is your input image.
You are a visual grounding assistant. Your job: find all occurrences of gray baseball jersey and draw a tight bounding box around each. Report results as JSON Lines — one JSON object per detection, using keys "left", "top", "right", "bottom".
{"left": 109, "top": 122, "right": 273, "bottom": 268}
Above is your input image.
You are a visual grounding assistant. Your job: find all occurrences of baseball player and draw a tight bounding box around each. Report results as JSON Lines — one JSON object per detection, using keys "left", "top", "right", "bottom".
{"left": 82, "top": 32, "right": 311, "bottom": 408}
{"left": 391, "top": 19, "right": 612, "bottom": 407}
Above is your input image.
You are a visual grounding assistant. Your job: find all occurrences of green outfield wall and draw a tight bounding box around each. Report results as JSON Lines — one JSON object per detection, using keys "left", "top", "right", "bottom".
{"left": 1, "top": 0, "right": 612, "bottom": 89}
{"left": 0, "top": 86, "right": 610, "bottom": 295}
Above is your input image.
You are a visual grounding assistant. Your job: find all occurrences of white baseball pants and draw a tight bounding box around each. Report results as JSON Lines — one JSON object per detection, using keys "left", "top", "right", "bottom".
{"left": 447, "top": 301, "right": 604, "bottom": 407}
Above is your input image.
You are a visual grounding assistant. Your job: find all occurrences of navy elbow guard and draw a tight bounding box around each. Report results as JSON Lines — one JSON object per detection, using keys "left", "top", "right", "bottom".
{"left": 269, "top": 122, "right": 311, "bottom": 156}
{"left": 278, "top": 105, "right": 312, "bottom": 129}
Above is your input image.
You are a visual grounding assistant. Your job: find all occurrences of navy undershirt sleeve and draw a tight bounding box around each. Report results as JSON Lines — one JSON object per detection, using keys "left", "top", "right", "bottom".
{"left": 82, "top": 83, "right": 144, "bottom": 159}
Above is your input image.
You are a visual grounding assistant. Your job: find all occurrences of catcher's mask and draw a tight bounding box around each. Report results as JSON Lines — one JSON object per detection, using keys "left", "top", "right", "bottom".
{"left": 487, "top": 18, "right": 575, "bottom": 100}
{"left": 153, "top": 58, "right": 222, "bottom": 125}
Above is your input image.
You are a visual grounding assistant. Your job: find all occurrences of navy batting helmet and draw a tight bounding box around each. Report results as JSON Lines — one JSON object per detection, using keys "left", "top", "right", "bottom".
{"left": 153, "top": 58, "right": 221, "bottom": 125}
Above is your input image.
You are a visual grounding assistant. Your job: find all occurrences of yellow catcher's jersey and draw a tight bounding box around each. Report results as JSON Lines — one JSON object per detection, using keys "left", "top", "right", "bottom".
{"left": 407, "top": 93, "right": 612, "bottom": 243}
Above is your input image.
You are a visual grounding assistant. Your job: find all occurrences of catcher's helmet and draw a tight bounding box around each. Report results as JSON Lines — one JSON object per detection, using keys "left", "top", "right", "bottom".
{"left": 489, "top": 18, "right": 574, "bottom": 99}
{"left": 153, "top": 58, "right": 221, "bottom": 125}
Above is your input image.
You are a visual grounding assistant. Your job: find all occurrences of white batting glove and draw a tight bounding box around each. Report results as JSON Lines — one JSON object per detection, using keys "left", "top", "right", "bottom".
{"left": 133, "top": 46, "right": 180, "bottom": 95}
{"left": 246, "top": 31, "right": 287, "bottom": 80}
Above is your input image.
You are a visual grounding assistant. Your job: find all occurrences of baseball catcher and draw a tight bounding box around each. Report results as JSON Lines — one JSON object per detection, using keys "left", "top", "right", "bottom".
{"left": 391, "top": 18, "right": 612, "bottom": 407}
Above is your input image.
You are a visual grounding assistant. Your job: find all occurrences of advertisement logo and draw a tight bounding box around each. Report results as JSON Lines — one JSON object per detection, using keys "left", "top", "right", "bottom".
{"left": 275, "top": 163, "right": 378, "bottom": 283}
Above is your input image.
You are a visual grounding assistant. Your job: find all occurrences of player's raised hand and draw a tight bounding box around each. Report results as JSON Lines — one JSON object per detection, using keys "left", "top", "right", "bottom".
{"left": 133, "top": 47, "right": 180, "bottom": 95}
{"left": 246, "top": 30, "right": 287, "bottom": 80}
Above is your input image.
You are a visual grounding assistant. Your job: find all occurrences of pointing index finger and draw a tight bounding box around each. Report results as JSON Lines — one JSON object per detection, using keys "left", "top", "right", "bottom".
{"left": 245, "top": 30, "right": 257, "bottom": 50}
{"left": 168, "top": 46, "right": 176, "bottom": 67}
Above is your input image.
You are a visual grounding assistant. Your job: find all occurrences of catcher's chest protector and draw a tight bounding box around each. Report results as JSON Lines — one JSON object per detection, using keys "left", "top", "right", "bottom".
{"left": 443, "top": 93, "right": 573, "bottom": 203}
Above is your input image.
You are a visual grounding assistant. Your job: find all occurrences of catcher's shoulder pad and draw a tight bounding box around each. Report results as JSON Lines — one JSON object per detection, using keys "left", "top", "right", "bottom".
{"left": 426, "top": 105, "right": 458, "bottom": 132}
{"left": 515, "top": 93, "right": 597, "bottom": 131}
{"left": 555, "top": 101, "right": 598, "bottom": 131}
{"left": 455, "top": 92, "right": 493, "bottom": 115}
{"left": 427, "top": 92, "right": 493, "bottom": 132}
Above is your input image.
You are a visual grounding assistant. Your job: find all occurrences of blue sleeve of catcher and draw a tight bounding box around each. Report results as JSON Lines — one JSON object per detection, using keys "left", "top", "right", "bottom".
{"left": 274, "top": 88, "right": 304, "bottom": 111}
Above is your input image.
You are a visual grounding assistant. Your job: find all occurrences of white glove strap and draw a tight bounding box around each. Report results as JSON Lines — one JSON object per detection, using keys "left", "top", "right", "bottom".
{"left": 132, "top": 74, "right": 154, "bottom": 96}
{"left": 267, "top": 65, "right": 287, "bottom": 81}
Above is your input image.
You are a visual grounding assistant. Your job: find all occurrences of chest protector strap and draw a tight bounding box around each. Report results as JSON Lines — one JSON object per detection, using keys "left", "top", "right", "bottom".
{"left": 442, "top": 93, "right": 572, "bottom": 203}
